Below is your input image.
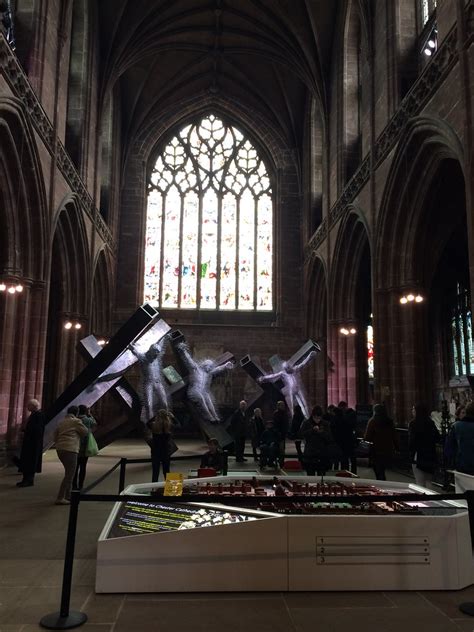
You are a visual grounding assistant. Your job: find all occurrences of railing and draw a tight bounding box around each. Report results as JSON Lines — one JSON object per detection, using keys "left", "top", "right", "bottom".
{"left": 38, "top": 452, "right": 474, "bottom": 629}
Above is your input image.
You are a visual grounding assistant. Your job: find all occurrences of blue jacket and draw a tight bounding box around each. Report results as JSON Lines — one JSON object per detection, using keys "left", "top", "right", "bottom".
{"left": 454, "top": 417, "right": 474, "bottom": 474}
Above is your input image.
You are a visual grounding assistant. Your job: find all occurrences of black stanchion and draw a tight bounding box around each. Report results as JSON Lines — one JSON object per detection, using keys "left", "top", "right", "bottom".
{"left": 40, "top": 491, "right": 87, "bottom": 630}
{"left": 118, "top": 457, "right": 127, "bottom": 493}
{"left": 459, "top": 489, "right": 474, "bottom": 616}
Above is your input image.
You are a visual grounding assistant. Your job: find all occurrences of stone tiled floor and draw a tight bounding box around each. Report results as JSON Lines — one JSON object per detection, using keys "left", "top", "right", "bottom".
{"left": 1, "top": 439, "right": 474, "bottom": 631}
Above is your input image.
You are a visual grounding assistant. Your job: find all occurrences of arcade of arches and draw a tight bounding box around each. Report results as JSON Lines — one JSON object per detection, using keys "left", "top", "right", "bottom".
{"left": 0, "top": 0, "right": 473, "bottom": 463}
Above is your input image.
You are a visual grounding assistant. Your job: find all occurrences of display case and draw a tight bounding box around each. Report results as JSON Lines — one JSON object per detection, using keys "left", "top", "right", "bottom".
{"left": 96, "top": 475, "right": 472, "bottom": 593}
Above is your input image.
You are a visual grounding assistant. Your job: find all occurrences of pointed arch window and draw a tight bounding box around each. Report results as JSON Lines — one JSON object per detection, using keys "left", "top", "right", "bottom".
{"left": 144, "top": 115, "right": 273, "bottom": 311}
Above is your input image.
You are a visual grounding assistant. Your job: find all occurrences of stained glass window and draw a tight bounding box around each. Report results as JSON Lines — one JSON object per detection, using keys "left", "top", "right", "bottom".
{"left": 367, "top": 324, "right": 374, "bottom": 380}
{"left": 144, "top": 115, "right": 273, "bottom": 311}
{"left": 452, "top": 282, "right": 473, "bottom": 376}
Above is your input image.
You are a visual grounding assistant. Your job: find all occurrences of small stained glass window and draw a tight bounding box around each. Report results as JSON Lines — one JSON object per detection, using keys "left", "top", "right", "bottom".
{"left": 452, "top": 282, "right": 472, "bottom": 376}
{"left": 144, "top": 115, "right": 273, "bottom": 311}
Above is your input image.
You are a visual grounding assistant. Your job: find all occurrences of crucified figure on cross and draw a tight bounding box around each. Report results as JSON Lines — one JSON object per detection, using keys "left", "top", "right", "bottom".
{"left": 129, "top": 334, "right": 170, "bottom": 421}
{"left": 257, "top": 351, "right": 317, "bottom": 418}
{"left": 175, "top": 341, "right": 234, "bottom": 423}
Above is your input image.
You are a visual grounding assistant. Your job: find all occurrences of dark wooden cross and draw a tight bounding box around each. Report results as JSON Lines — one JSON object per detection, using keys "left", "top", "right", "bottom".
{"left": 43, "top": 305, "right": 170, "bottom": 448}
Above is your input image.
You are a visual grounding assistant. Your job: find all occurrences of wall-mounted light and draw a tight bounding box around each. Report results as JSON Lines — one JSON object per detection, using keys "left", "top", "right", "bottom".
{"left": 64, "top": 319, "right": 83, "bottom": 331}
{"left": 400, "top": 293, "right": 424, "bottom": 305}
{"left": 0, "top": 279, "right": 25, "bottom": 294}
{"left": 340, "top": 326, "right": 357, "bottom": 336}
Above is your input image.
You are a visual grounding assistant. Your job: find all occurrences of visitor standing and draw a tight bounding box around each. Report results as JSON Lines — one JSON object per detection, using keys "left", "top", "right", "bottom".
{"left": 54, "top": 406, "right": 88, "bottom": 504}
{"left": 16, "top": 399, "right": 46, "bottom": 487}
{"left": 229, "top": 400, "right": 249, "bottom": 462}
{"left": 273, "top": 401, "right": 289, "bottom": 467}
{"left": 289, "top": 404, "right": 305, "bottom": 461}
{"left": 364, "top": 404, "right": 398, "bottom": 480}
{"left": 148, "top": 409, "right": 174, "bottom": 482}
{"left": 73, "top": 405, "right": 98, "bottom": 490}
{"left": 452, "top": 402, "right": 474, "bottom": 475}
{"left": 249, "top": 407, "right": 265, "bottom": 461}
{"left": 408, "top": 404, "right": 440, "bottom": 488}
{"left": 300, "top": 406, "right": 331, "bottom": 476}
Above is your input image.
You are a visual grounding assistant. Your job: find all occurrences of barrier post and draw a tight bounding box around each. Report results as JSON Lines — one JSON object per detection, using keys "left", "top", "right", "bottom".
{"left": 39, "top": 490, "right": 87, "bottom": 629}
{"left": 118, "top": 458, "right": 127, "bottom": 493}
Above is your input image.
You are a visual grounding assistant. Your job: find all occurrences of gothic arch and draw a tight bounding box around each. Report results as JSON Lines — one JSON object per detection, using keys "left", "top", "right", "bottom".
{"left": 117, "top": 94, "right": 302, "bottom": 313}
{"left": 305, "top": 254, "right": 328, "bottom": 406}
{"left": 376, "top": 116, "right": 465, "bottom": 290}
{"left": 330, "top": 208, "right": 372, "bottom": 321}
{"left": 50, "top": 195, "right": 90, "bottom": 316}
{"left": 306, "top": 254, "right": 328, "bottom": 340}
{"left": 92, "top": 247, "right": 114, "bottom": 336}
{"left": 0, "top": 97, "right": 47, "bottom": 281}
{"left": 329, "top": 208, "right": 372, "bottom": 406}
{"left": 43, "top": 197, "right": 91, "bottom": 405}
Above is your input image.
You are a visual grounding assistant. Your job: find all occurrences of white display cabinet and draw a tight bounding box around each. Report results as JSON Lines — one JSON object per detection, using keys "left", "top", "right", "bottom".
{"left": 96, "top": 475, "right": 472, "bottom": 593}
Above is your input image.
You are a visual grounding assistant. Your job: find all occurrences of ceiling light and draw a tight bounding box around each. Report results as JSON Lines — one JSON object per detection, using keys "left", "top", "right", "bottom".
{"left": 7, "top": 286, "right": 15, "bottom": 294}
{"left": 424, "top": 48, "right": 432, "bottom": 56}
{"left": 64, "top": 322, "right": 72, "bottom": 330}
{"left": 340, "top": 328, "right": 349, "bottom": 336}
{"left": 415, "top": 295, "right": 424, "bottom": 303}
{"left": 350, "top": 328, "right": 357, "bottom": 334}
{"left": 15, "top": 284, "right": 23, "bottom": 292}
{"left": 400, "top": 296, "right": 408, "bottom": 304}
{"left": 428, "top": 39, "right": 436, "bottom": 49}
{"left": 0, "top": 283, "right": 6, "bottom": 291}
{"left": 74, "top": 323, "right": 82, "bottom": 330}
{"left": 407, "top": 294, "right": 415, "bottom": 302}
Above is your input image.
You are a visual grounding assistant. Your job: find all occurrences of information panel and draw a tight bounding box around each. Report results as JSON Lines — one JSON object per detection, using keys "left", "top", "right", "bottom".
{"left": 108, "top": 501, "right": 259, "bottom": 539}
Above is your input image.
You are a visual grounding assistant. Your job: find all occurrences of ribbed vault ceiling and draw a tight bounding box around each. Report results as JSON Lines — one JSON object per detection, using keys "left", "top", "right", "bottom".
{"left": 97, "top": 0, "right": 337, "bottom": 154}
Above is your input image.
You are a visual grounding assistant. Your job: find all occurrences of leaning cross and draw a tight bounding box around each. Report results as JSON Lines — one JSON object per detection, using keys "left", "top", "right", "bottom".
{"left": 42, "top": 305, "right": 170, "bottom": 448}
{"left": 241, "top": 340, "right": 320, "bottom": 418}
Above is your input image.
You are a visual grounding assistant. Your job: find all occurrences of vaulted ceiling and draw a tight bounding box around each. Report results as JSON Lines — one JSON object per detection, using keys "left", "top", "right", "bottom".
{"left": 97, "top": 0, "right": 338, "bottom": 154}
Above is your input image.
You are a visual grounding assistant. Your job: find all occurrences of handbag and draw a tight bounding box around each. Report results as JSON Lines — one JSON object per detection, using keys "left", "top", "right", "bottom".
{"left": 85, "top": 432, "right": 99, "bottom": 457}
{"left": 354, "top": 439, "right": 372, "bottom": 458}
{"left": 167, "top": 437, "right": 178, "bottom": 457}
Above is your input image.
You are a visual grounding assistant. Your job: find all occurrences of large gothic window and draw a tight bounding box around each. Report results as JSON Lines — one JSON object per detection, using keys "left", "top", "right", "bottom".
{"left": 144, "top": 115, "right": 273, "bottom": 311}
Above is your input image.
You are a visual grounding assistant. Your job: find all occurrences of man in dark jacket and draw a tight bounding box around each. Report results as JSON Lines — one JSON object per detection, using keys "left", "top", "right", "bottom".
{"left": 17, "top": 399, "right": 45, "bottom": 487}
{"left": 273, "top": 401, "right": 289, "bottom": 467}
{"left": 229, "top": 400, "right": 249, "bottom": 462}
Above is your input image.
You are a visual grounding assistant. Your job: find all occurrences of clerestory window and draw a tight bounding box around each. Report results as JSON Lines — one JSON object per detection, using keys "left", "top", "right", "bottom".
{"left": 144, "top": 114, "right": 273, "bottom": 312}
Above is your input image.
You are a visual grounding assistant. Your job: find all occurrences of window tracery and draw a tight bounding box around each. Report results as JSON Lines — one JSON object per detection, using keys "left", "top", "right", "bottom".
{"left": 144, "top": 115, "right": 273, "bottom": 311}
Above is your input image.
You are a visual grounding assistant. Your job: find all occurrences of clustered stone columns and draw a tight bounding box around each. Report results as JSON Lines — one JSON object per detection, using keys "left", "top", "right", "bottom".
{"left": 373, "top": 287, "right": 429, "bottom": 425}
{"left": 0, "top": 278, "right": 48, "bottom": 456}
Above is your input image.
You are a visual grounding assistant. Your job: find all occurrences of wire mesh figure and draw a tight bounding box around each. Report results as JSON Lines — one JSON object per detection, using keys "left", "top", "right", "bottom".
{"left": 176, "top": 341, "right": 234, "bottom": 423}
{"left": 130, "top": 334, "right": 170, "bottom": 422}
{"left": 258, "top": 352, "right": 317, "bottom": 418}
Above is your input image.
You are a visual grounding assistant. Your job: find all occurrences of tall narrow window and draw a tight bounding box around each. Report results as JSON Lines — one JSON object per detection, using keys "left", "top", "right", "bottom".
{"left": 420, "top": 0, "right": 437, "bottom": 28}
{"left": 144, "top": 115, "right": 273, "bottom": 311}
{"left": 452, "top": 282, "right": 473, "bottom": 376}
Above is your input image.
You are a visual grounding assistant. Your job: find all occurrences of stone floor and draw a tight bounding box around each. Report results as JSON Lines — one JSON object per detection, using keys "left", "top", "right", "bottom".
{"left": 1, "top": 439, "right": 474, "bottom": 631}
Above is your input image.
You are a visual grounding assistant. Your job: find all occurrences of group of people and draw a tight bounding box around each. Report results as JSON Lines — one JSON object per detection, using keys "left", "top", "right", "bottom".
{"left": 227, "top": 398, "right": 360, "bottom": 475}
{"left": 15, "top": 393, "right": 474, "bottom": 497}
{"left": 16, "top": 400, "right": 98, "bottom": 504}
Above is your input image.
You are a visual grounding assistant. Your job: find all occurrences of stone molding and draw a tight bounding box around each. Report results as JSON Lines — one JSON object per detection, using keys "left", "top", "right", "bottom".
{"left": 0, "top": 35, "right": 116, "bottom": 255}
{"left": 305, "top": 15, "right": 465, "bottom": 261}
